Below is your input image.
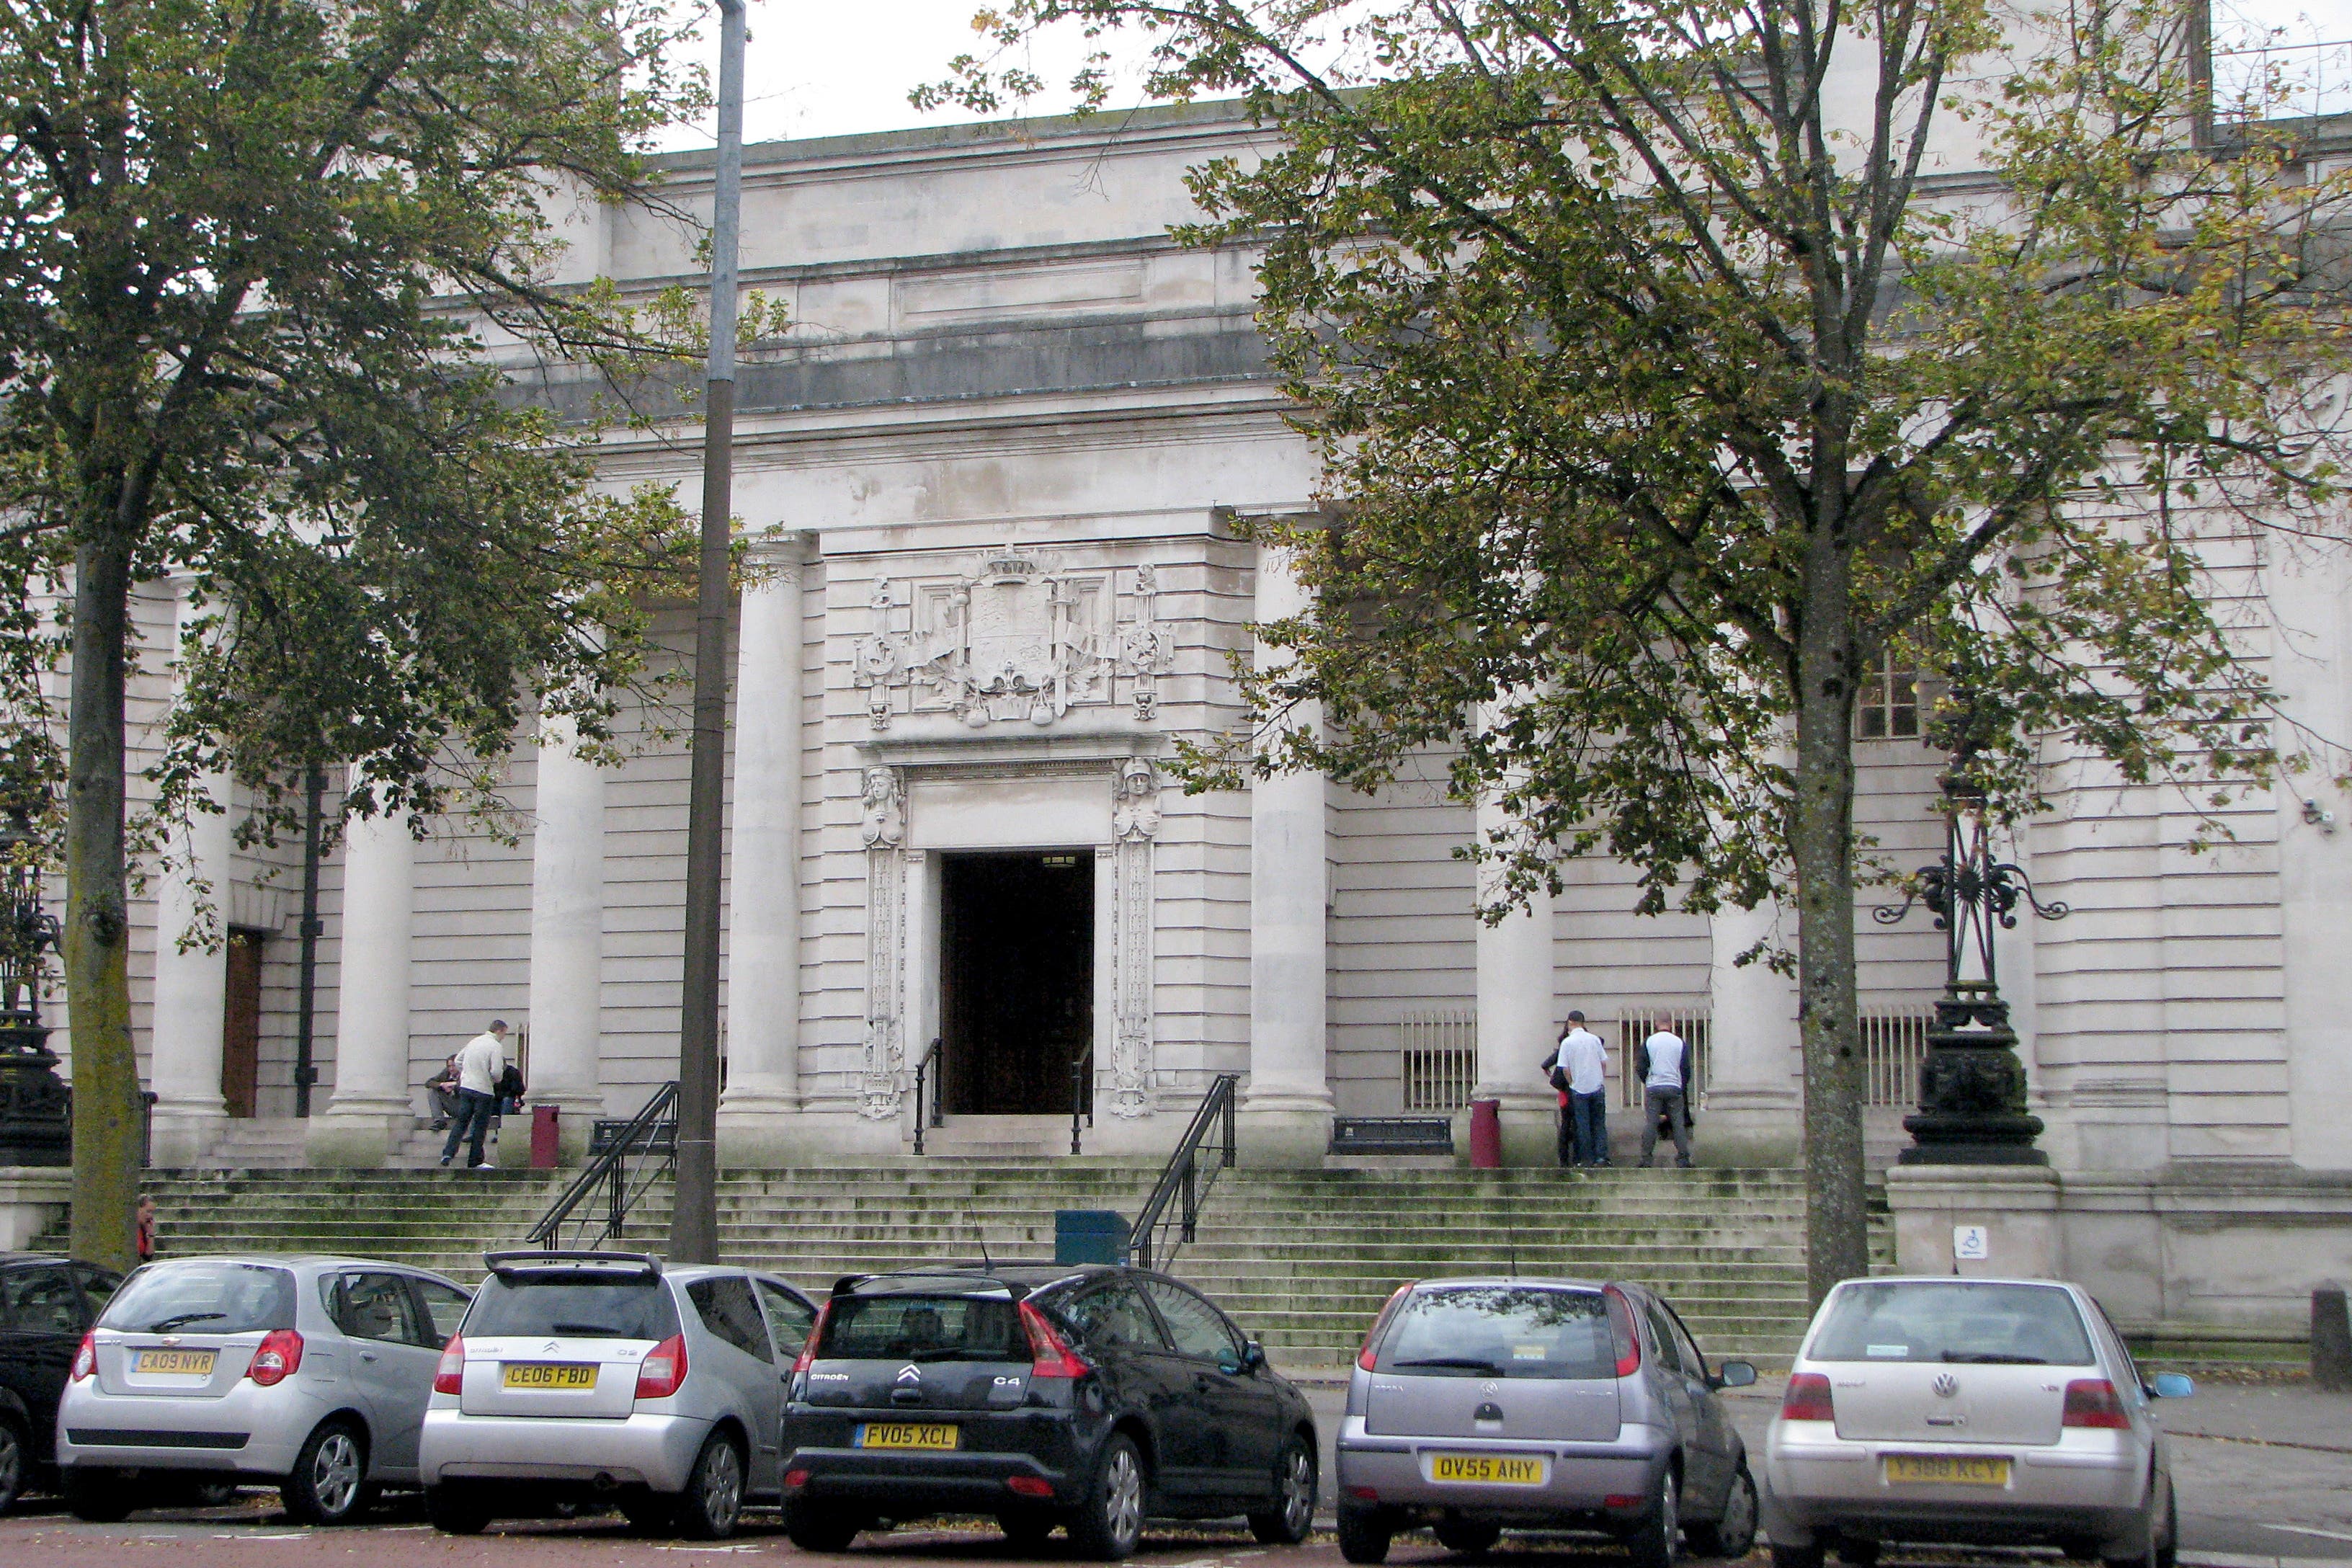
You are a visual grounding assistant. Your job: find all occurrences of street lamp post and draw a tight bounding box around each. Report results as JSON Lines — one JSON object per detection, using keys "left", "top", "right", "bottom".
{"left": 0, "top": 793, "right": 71, "bottom": 1167}
{"left": 1875, "top": 695, "right": 2068, "bottom": 1165}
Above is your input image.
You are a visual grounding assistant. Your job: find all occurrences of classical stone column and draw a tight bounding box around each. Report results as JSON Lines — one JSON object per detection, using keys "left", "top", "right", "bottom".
{"left": 719, "top": 543, "right": 809, "bottom": 1164}
{"left": 1239, "top": 540, "right": 1335, "bottom": 1167}
{"left": 1702, "top": 898, "right": 1804, "bottom": 1165}
{"left": 1471, "top": 785, "right": 1559, "bottom": 1167}
{"left": 522, "top": 711, "right": 606, "bottom": 1164}
{"left": 306, "top": 788, "right": 416, "bottom": 1166}
{"left": 147, "top": 579, "right": 232, "bottom": 1165}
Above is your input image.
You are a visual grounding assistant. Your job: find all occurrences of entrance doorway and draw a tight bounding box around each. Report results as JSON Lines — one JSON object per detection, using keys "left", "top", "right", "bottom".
{"left": 221, "top": 928, "right": 265, "bottom": 1118}
{"left": 940, "top": 851, "right": 1094, "bottom": 1118}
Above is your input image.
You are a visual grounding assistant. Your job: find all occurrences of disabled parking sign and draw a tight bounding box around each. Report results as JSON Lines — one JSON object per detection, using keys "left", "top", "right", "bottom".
{"left": 1952, "top": 1224, "right": 1990, "bottom": 1262}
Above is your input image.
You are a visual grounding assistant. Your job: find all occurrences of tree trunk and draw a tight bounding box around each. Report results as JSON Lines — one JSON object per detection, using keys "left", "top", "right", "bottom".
{"left": 66, "top": 531, "right": 139, "bottom": 1273}
{"left": 1792, "top": 555, "right": 1871, "bottom": 1305}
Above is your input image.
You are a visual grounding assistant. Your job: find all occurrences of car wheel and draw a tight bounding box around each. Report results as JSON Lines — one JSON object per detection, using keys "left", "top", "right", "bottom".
{"left": 63, "top": 1466, "right": 135, "bottom": 1523}
{"left": 784, "top": 1497, "right": 865, "bottom": 1552}
{"left": 425, "top": 1482, "right": 492, "bottom": 1536}
{"left": 1434, "top": 1516, "right": 1504, "bottom": 1554}
{"left": 1066, "top": 1432, "right": 1145, "bottom": 1562}
{"left": 282, "top": 1418, "right": 370, "bottom": 1525}
{"left": 0, "top": 1412, "right": 26, "bottom": 1515}
{"left": 1623, "top": 1466, "right": 1680, "bottom": 1568}
{"left": 1770, "top": 1544, "right": 1826, "bottom": 1568}
{"left": 1685, "top": 1461, "right": 1759, "bottom": 1559}
{"left": 1337, "top": 1504, "right": 1394, "bottom": 1566}
{"left": 673, "top": 1430, "right": 746, "bottom": 1541}
{"left": 999, "top": 1508, "right": 1059, "bottom": 1550}
{"left": 1248, "top": 1434, "right": 1317, "bottom": 1546}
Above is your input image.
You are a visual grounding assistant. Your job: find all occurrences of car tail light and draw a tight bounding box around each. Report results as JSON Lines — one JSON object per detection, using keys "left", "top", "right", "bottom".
{"left": 1006, "top": 1476, "right": 1054, "bottom": 1498}
{"left": 784, "top": 1468, "right": 811, "bottom": 1491}
{"left": 1603, "top": 1286, "right": 1640, "bottom": 1377}
{"left": 636, "top": 1334, "right": 689, "bottom": 1400}
{"left": 1347, "top": 1486, "right": 1378, "bottom": 1503}
{"left": 1603, "top": 1493, "right": 1643, "bottom": 1509}
{"left": 246, "top": 1329, "right": 304, "bottom": 1386}
{"left": 793, "top": 1301, "right": 832, "bottom": 1375}
{"left": 2062, "top": 1378, "right": 2130, "bottom": 1429}
{"left": 1357, "top": 1283, "right": 1414, "bottom": 1372}
{"left": 1020, "top": 1299, "right": 1090, "bottom": 1380}
{"left": 433, "top": 1336, "right": 466, "bottom": 1396}
{"left": 1781, "top": 1371, "right": 1835, "bottom": 1422}
{"left": 70, "top": 1332, "right": 96, "bottom": 1382}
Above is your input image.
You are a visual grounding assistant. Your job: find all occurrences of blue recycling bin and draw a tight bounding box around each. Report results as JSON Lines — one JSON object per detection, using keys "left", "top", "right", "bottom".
{"left": 1054, "top": 1209, "right": 1130, "bottom": 1265}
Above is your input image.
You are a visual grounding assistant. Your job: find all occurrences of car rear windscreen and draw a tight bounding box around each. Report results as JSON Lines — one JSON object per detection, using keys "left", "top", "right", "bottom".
{"left": 818, "top": 1293, "right": 1024, "bottom": 1361}
{"left": 1374, "top": 1286, "right": 1616, "bottom": 1379}
{"left": 101, "top": 1261, "right": 295, "bottom": 1335}
{"left": 465, "top": 1275, "right": 682, "bottom": 1342}
{"left": 1810, "top": 1280, "right": 2095, "bottom": 1366}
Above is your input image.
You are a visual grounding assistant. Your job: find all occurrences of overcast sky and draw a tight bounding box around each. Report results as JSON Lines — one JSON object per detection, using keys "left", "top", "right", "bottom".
{"left": 657, "top": 0, "right": 2346, "bottom": 150}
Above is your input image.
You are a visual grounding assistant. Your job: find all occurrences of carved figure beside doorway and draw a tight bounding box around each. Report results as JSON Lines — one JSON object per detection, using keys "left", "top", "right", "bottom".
{"left": 860, "top": 767, "right": 907, "bottom": 1120}
{"left": 1110, "top": 758, "right": 1160, "bottom": 1118}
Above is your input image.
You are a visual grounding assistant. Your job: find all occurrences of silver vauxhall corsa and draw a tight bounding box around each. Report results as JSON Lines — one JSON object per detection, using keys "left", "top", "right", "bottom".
{"left": 53, "top": 1254, "right": 473, "bottom": 1524}
{"left": 1335, "top": 1277, "right": 1760, "bottom": 1567}
{"left": 1763, "top": 1276, "right": 2192, "bottom": 1568}
{"left": 419, "top": 1250, "right": 818, "bottom": 1540}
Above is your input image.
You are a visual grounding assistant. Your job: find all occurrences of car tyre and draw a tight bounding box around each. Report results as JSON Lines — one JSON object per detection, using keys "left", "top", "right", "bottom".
{"left": 1623, "top": 1466, "right": 1681, "bottom": 1568}
{"left": 784, "top": 1497, "right": 865, "bottom": 1552}
{"left": 1434, "top": 1516, "right": 1504, "bottom": 1555}
{"left": 673, "top": 1430, "right": 746, "bottom": 1541}
{"left": 63, "top": 1466, "right": 135, "bottom": 1523}
{"left": 281, "top": 1418, "right": 371, "bottom": 1525}
{"left": 1685, "top": 1461, "right": 1759, "bottom": 1559}
{"left": 1066, "top": 1432, "right": 1145, "bottom": 1562}
{"left": 1248, "top": 1435, "right": 1317, "bottom": 1546}
{"left": 1337, "top": 1505, "right": 1394, "bottom": 1566}
{"left": 425, "top": 1483, "right": 492, "bottom": 1536}
{"left": 999, "top": 1509, "right": 1059, "bottom": 1550}
{"left": 0, "top": 1412, "right": 27, "bottom": 1515}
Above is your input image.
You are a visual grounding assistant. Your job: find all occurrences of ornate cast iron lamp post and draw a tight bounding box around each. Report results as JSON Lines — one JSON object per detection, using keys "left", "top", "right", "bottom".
{"left": 0, "top": 790, "right": 70, "bottom": 1165}
{"left": 1874, "top": 694, "right": 2067, "bottom": 1164}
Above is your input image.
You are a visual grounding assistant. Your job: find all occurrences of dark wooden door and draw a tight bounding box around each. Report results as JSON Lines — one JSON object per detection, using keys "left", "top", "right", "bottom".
{"left": 940, "top": 852, "right": 1094, "bottom": 1117}
{"left": 221, "top": 928, "right": 264, "bottom": 1118}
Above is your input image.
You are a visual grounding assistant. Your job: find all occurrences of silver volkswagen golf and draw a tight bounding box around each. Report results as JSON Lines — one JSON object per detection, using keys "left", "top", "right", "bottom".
{"left": 1335, "top": 1276, "right": 1760, "bottom": 1567}
{"left": 53, "top": 1253, "right": 472, "bottom": 1523}
{"left": 419, "top": 1250, "right": 817, "bottom": 1539}
{"left": 1763, "top": 1275, "right": 2192, "bottom": 1568}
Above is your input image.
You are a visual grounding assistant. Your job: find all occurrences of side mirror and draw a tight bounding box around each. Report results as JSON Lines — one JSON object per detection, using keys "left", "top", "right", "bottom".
{"left": 1714, "top": 1360, "right": 1758, "bottom": 1389}
{"left": 1244, "top": 1340, "right": 1268, "bottom": 1372}
{"left": 2149, "top": 1373, "right": 2195, "bottom": 1400}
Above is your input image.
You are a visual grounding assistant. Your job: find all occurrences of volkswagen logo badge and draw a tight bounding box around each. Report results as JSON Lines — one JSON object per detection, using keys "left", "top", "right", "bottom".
{"left": 897, "top": 1363, "right": 922, "bottom": 1384}
{"left": 1932, "top": 1373, "right": 1960, "bottom": 1399}
{"left": 1481, "top": 1381, "right": 1500, "bottom": 1394}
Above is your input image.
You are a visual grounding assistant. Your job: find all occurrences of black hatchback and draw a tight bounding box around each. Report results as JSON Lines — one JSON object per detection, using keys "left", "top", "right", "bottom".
{"left": 0, "top": 1253, "right": 121, "bottom": 1514}
{"left": 779, "top": 1263, "right": 1318, "bottom": 1560}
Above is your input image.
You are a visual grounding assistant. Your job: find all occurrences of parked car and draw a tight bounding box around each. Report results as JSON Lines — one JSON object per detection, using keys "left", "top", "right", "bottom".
{"left": 419, "top": 1250, "right": 818, "bottom": 1539}
{"left": 778, "top": 1262, "right": 1319, "bottom": 1561}
{"left": 0, "top": 1254, "right": 122, "bottom": 1514}
{"left": 1762, "top": 1275, "right": 2191, "bottom": 1568}
{"left": 1333, "top": 1275, "right": 1760, "bottom": 1567}
{"left": 53, "top": 1252, "right": 472, "bottom": 1524}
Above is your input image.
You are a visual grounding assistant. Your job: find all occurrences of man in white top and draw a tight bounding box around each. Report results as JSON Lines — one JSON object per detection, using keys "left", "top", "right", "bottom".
{"left": 1638, "top": 1026, "right": 1693, "bottom": 1168}
{"left": 439, "top": 1020, "right": 509, "bottom": 1170}
{"left": 1544, "top": 1012, "right": 1612, "bottom": 1167}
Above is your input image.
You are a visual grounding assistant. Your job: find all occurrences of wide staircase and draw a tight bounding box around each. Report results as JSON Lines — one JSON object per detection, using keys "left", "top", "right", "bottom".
{"left": 131, "top": 1159, "right": 1840, "bottom": 1373}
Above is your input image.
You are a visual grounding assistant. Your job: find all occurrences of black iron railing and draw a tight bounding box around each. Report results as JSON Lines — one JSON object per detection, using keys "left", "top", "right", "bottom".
{"left": 1129, "top": 1073, "right": 1239, "bottom": 1273}
{"left": 912, "top": 1038, "right": 941, "bottom": 1156}
{"left": 527, "top": 1082, "right": 677, "bottom": 1251}
{"left": 1068, "top": 1048, "right": 1095, "bottom": 1157}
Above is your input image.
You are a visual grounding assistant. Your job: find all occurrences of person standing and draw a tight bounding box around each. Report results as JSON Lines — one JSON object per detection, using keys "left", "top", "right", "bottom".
{"left": 1638, "top": 1024, "right": 1693, "bottom": 1168}
{"left": 440, "top": 1020, "right": 509, "bottom": 1170}
{"left": 1555, "top": 1012, "right": 1611, "bottom": 1167}
{"left": 135, "top": 1195, "right": 156, "bottom": 1263}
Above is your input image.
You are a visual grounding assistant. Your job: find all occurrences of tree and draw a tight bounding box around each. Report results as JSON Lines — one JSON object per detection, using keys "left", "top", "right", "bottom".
{"left": 934, "top": 0, "right": 2352, "bottom": 1296}
{"left": 0, "top": 0, "right": 706, "bottom": 1270}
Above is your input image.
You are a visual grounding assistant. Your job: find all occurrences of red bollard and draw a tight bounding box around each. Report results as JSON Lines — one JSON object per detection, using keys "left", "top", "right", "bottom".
{"left": 1469, "top": 1098, "right": 1502, "bottom": 1169}
{"left": 530, "top": 1103, "right": 561, "bottom": 1169}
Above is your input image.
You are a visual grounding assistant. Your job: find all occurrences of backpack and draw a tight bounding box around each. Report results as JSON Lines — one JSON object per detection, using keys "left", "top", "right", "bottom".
{"left": 1544, "top": 1049, "right": 1571, "bottom": 1094}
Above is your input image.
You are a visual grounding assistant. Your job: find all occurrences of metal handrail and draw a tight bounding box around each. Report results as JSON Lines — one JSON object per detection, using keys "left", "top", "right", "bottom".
{"left": 912, "top": 1038, "right": 940, "bottom": 1157}
{"left": 526, "top": 1082, "right": 677, "bottom": 1250}
{"left": 1129, "top": 1073, "right": 1239, "bottom": 1273}
{"left": 1068, "top": 1048, "right": 1093, "bottom": 1157}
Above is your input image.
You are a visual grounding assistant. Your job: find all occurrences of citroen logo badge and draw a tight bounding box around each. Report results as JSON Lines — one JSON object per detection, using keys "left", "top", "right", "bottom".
{"left": 896, "top": 1363, "right": 922, "bottom": 1384}
{"left": 1932, "top": 1373, "right": 1960, "bottom": 1399}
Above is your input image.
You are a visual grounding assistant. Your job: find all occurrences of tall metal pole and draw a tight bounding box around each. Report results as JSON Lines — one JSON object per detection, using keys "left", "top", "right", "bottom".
{"left": 293, "top": 763, "right": 324, "bottom": 1118}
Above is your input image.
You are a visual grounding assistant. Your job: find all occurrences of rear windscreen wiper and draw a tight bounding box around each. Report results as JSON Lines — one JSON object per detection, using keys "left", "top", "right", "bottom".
{"left": 1941, "top": 1352, "right": 2048, "bottom": 1364}
{"left": 906, "top": 1346, "right": 989, "bottom": 1360}
{"left": 145, "top": 1312, "right": 228, "bottom": 1333}
{"left": 549, "top": 1322, "right": 634, "bottom": 1337}
{"left": 1390, "top": 1356, "right": 1506, "bottom": 1373}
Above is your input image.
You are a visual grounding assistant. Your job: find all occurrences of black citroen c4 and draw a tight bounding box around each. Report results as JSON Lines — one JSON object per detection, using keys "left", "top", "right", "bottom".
{"left": 778, "top": 1263, "right": 1318, "bottom": 1561}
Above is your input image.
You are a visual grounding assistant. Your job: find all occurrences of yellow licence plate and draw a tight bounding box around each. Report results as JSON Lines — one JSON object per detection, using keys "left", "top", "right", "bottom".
{"left": 856, "top": 1422, "right": 960, "bottom": 1451}
{"left": 1884, "top": 1453, "right": 2012, "bottom": 1487}
{"left": 502, "top": 1362, "right": 599, "bottom": 1389}
{"left": 132, "top": 1349, "right": 216, "bottom": 1376}
{"left": 1428, "top": 1453, "right": 1547, "bottom": 1486}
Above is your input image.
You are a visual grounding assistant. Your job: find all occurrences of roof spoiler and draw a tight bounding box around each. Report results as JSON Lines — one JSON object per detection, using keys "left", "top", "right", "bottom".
{"left": 484, "top": 1249, "right": 663, "bottom": 1279}
{"left": 830, "top": 1267, "right": 1035, "bottom": 1302}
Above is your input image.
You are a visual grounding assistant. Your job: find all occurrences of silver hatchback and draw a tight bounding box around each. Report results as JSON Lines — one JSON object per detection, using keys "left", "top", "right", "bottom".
{"left": 54, "top": 1253, "right": 473, "bottom": 1524}
{"left": 1763, "top": 1275, "right": 2191, "bottom": 1568}
{"left": 419, "top": 1250, "right": 817, "bottom": 1539}
{"left": 1335, "top": 1277, "right": 1760, "bottom": 1567}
